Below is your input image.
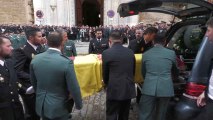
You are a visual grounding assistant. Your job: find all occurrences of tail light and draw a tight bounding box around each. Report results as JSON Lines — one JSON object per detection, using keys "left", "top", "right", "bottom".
{"left": 185, "top": 82, "right": 206, "bottom": 97}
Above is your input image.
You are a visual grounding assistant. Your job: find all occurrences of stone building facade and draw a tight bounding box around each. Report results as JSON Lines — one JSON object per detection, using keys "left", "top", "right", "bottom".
{"left": 0, "top": 0, "right": 34, "bottom": 24}
{"left": 2, "top": 0, "right": 211, "bottom": 26}
{"left": 33, "top": 0, "right": 139, "bottom": 26}
{"left": 32, "top": 0, "right": 186, "bottom": 26}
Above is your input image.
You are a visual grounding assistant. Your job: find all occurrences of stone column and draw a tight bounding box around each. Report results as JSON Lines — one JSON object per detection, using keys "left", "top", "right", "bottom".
{"left": 69, "top": 0, "right": 76, "bottom": 26}
{"left": 56, "top": 0, "right": 64, "bottom": 25}
{"left": 49, "top": 0, "right": 57, "bottom": 25}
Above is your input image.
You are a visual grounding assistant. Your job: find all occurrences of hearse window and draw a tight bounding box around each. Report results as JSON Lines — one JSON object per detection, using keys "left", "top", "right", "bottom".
{"left": 167, "top": 25, "right": 206, "bottom": 70}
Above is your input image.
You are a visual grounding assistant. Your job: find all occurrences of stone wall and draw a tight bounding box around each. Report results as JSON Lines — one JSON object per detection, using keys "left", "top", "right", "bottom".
{"left": 0, "top": 0, "right": 34, "bottom": 24}
{"left": 139, "top": 13, "right": 174, "bottom": 24}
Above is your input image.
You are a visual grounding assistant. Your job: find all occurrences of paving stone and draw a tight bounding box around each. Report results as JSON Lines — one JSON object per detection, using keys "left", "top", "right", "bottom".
{"left": 71, "top": 90, "right": 138, "bottom": 120}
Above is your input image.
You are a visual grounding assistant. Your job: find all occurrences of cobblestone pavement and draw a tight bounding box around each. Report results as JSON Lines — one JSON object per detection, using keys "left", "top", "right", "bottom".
{"left": 71, "top": 90, "right": 139, "bottom": 120}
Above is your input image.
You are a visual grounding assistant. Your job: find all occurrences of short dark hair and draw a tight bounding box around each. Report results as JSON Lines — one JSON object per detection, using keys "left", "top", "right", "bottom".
{"left": 0, "top": 36, "right": 10, "bottom": 45}
{"left": 154, "top": 33, "right": 165, "bottom": 44}
{"left": 47, "top": 32, "right": 63, "bottom": 48}
{"left": 144, "top": 27, "right": 158, "bottom": 35}
{"left": 206, "top": 17, "right": 213, "bottom": 28}
{"left": 25, "top": 27, "right": 41, "bottom": 40}
{"left": 95, "top": 28, "right": 103, "bottom": 33}
{"left": 109, "top": 30, "right": 122, "bottom": 41}
{"left": 56, "top": 29, "right": 67, "bottom": 34}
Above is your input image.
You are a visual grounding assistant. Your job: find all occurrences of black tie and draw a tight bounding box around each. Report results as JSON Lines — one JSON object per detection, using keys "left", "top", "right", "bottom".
{"left": 3, "top": 63, "right": 8, "bottom": 72}
{"left": 36, "top": 46, "right": 42, "bottom": 54}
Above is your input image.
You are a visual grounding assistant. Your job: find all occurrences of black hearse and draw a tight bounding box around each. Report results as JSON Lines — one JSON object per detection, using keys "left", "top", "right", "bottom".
{"left": 118, "top": 0, "right": 213, "bottom": 120}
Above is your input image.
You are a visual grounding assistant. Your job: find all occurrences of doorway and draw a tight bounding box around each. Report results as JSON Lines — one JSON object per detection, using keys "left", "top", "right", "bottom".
{"left": 75, "top": 0, "right": 103, "bottom": 26}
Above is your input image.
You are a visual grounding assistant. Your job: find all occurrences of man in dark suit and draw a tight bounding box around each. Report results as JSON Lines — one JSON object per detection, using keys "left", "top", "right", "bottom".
{"left": 103, "top": 26, "right": 110, "bottom": 39}
{"left": 127, "top": 27, "right": 136, "bottom": 42}
{"left": 128, "top": 27, "right": 158, "bottom": 54}
{"left": 128, "top": 27, "right": 158, "bottom": 103}
{"left": 197, "top": 17, "right": 213, "bottom": 120}
{"left": 158, "top": 21, "right": 168, "bottom": 34}
{"left": 139, "top": 34, "right": 178, "bottom": 120}
{"left": 12, "top": 27, "right": 44, "bottom": 120}
{"left": 0, "top": 36, "right": 24, "bottom": 120}
{"left": 89, "top": 28, "right": 109, "bottom": 54}
{"left": 30, "top": 31, "right": 82, "bottom": 120}
{"left": 102, "top": 30, "right": 136, "bottom": 120}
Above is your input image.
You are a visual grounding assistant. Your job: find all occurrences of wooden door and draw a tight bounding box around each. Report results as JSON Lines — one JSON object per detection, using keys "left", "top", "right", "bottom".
{"left": 75, "top": 0, "right": 82, "bottom": 26}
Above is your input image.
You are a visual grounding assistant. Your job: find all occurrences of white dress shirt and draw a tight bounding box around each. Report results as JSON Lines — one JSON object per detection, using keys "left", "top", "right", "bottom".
{"left": 27, "top": 41, "right": 37, "bottom": 51}
{"left": 0, "top": 60, "right": 4, "bottom": 66}
{"left": 48, "top": 47, "right": 61, "bottom": 53}
{"left": 208, "top": 70, "right": 213, "bottom": 100}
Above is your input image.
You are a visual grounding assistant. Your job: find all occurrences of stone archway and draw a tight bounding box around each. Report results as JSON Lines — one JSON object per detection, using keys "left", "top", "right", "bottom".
{"left": 75, "top": 0, "right": 103, "bottom": 26}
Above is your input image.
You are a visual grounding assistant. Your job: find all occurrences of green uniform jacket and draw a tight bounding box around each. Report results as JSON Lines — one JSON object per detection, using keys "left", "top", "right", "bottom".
{"left": 30, "top": 49, "right": 82, "bottom": 119}
{"left": 141, "top": 45, "right": 178, "bottom": 97}
{"left": 63, "top": 40, "right": 77, "bottom": 57}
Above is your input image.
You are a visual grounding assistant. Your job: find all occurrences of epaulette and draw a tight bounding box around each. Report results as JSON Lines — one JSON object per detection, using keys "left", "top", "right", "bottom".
{"left": 60, "top": 54, "right": 70, "bottom": 60}
{"left": 16, "top": 82, "right": 22, "bottom": 88}
{"left": 20, "top": 45, "right": 26, "bottom": 50}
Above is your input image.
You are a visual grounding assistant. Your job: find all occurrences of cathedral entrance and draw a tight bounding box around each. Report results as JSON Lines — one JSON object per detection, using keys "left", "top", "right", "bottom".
{"left": 75, "top": 0, "right": 103, "bottom": 26}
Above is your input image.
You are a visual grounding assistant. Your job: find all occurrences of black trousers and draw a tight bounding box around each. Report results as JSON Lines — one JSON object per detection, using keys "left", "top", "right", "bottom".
{"left": 195, "top": 97, "right": 213, "bottom": 120}
{"left": 42, "top": 114, "right": 70, "bottom": 120}
{"left": 0, "top": 102, "right": 25, "bottom": 120}
{"left": 139, "top": 94, "right": 170, "bottom": 120}
{"left": 204, "top": 98, "right": 213, "bottom": 120}
{"left": 106, "top": 99, "right": 131, "bottom": 120}
{"left": 136, "top": 86, "right": 142, "bottom": 103}
{"left": 21, "top": 94, "right": 40, "bottom": 120}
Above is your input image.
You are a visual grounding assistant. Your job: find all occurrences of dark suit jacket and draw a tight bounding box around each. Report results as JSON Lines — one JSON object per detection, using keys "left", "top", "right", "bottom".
{"left": 0, "top": 59, "right": 24, "bottom": 120}
{"left": 102, "top": 43, "right": 136, "bottom": 100}
{"left": 0, "top": 59, "right": 21, "bottom": 107}
{"left": 205, "top": 59, "right": 213, "bottom": 99}
{"left": 12, "top": 42, "right": 44, "bottom": 92}
{"left": 128, "top": 38, "right": 153, "bottom": 54}
{"left": 89, "top": 38, "right": 109, "bottom": 54}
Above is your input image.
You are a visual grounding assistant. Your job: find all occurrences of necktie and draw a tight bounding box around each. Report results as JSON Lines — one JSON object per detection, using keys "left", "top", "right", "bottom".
{"left": 3, "top": 62, "right": 8, "bottom": 72}
{"left": 36, "top": 45, "right": 42, "bottom": 54}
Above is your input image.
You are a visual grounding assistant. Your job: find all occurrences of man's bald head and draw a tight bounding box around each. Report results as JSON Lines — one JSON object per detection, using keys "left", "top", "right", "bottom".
{"left": 47, "top": 31, "right": 63, "bottom": 48}
{"left": 109, "top": 30, "right": 122, "bottom": 43}
{"left": 56, "top": 29, "right": 68, "bottom": 42}
{"left": 0, "top": 36, "right": 13, "bottom": 58}
{"left": 135, "top": 29, "right": 143, "bottom": 39}
{"left": 206, "top": 17, "right": 213, "bottom": 41}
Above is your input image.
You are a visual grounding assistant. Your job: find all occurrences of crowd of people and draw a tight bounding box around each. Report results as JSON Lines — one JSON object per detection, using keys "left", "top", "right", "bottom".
{"left": 6, "top": 16, "right": 213, "bottom": 120}
{"left": 0, "top": 21, "right": 171, "bottom": 48}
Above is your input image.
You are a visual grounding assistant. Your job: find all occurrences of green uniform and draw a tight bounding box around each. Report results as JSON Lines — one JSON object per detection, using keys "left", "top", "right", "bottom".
{"left": 139, "top": 45, "right": 178, "bottom": 120}
{"left": 30, "top": 49, "right": 82, "bottom": 119}
{"left": 63, "top": 40, "right": 77, "bottom": 57}
{"left": 9, "top": 34, "right": 26, "bottom": 49}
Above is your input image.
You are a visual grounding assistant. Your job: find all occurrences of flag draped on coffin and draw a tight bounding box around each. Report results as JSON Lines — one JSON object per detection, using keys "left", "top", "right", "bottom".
{"left": 134, "top": 54, "right": 144, "bottom": 83}
{"left": 74, "top": 54, "right": 143, "bottom": 98}
{"left": 74, "top": 54, "right": 103, "bottom": 98}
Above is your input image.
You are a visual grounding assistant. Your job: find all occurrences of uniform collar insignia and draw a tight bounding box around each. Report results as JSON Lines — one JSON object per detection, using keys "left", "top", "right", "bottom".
{"left": 32, "top": 53, "right": 35, "bottom": 59}
{"left": 0, "top": 74, "right": 4, "bottom": 83}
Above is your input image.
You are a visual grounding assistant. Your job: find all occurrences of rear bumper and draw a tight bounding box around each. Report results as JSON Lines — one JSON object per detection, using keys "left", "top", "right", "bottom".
{"left": 173, "top": 95, "right": 202, "bottom": 120}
